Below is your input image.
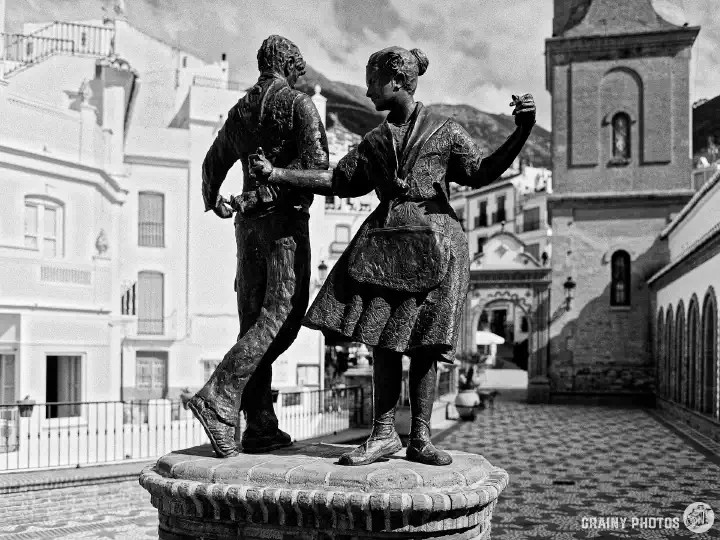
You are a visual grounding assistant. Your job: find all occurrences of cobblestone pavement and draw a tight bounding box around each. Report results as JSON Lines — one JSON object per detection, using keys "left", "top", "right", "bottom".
{"left": 1, "top": 396, "right": 719, "bottom": 539}
{"left": 440, "top": 397, "right": 720, "bottom": 540}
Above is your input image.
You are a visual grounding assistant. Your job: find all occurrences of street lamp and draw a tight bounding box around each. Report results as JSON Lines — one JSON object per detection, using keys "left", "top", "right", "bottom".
{"left": 313, "top": 260, "right": 328, "bottom": 291}
{"left": 563, "top": 277, "right": 576, "bottom": 311}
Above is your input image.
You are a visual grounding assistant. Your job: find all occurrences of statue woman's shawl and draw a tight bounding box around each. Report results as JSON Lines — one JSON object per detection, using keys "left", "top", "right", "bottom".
{"left": 303, "top": 103, "right": 470, "bottom": 361}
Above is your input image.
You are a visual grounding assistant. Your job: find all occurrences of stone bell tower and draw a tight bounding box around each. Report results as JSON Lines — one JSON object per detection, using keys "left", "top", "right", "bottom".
{"left": 544, "top": 0, "right": 700, "bottom": 402}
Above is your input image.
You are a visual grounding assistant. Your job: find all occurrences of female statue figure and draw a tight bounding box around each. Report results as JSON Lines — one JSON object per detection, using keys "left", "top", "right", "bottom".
{"left": 251, "top": 46, "right": 536, "bottom": 466}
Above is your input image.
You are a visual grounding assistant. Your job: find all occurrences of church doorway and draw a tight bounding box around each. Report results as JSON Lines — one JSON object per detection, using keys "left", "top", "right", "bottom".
{"left": 459, "top": 231, "right": 552, "bottom": 403}
{"left": 475, "top": 299, "right": 531, "bottom": 371}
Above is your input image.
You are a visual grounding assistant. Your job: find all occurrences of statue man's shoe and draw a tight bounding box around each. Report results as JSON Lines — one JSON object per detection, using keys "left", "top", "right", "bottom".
{"left": 241, "top": 428, "right": 293, "bottom": 454}
{"left": 338, "top": 431, "right": 402, "bottom": 466}
{"left": 406, "top": 438, "right": 453, "bottom": 466}
{"left": 186, "top": 396, "right": 240, "bottom": 458}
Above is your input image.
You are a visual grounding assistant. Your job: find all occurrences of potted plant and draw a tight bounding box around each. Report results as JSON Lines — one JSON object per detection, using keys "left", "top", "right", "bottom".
{"left": 17, "top": 395, "right": 36, "bottom": 418}
{"left": 179, "top": 388, "right": 194, "bottom": 409}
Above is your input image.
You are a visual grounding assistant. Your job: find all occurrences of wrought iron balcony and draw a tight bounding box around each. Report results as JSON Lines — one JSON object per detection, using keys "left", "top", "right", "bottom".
{"left": 1, "top": 22, "right": 114, "bottom": 77}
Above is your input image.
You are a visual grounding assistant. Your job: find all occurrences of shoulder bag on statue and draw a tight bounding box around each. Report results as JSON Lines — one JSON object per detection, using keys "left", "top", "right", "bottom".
{"left": 348, "top": 197, "right": 452, "bottom": 293}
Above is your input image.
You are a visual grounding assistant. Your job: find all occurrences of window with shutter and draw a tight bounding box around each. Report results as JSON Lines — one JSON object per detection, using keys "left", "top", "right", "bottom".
{"left": 138, "top": 192, "right": 165, "bottom": 247}
{"left": 0, "top": 355, "right": 15, "bottom": 408}
{"left": 522, "top": 207, "right": 541, "bottom": 232}
{"left": 138, "top": 271, "right": 164, "bottom": 334}
{"left": 136, "top": 351, "right": 168, "bottom": 399}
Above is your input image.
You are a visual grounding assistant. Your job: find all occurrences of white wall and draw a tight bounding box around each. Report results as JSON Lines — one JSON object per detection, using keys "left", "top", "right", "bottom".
{"left": 668, "top": 176, "right": 720, "bottom": 259}
{"left": 655, "top": 255, "right": 720, "bottom": 314}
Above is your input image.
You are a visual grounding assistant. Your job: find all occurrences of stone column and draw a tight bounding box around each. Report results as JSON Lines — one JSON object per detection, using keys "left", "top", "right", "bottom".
{"left": 527, "top": 285, "right": 551, "bottom": 404}
{"left": 139, "top": 442, "right": 509, "bottom": 540}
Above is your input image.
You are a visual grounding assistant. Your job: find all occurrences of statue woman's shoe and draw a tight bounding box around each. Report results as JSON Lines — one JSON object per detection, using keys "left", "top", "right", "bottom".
{"left": 186, "top": 396, "right": 240, "bottom": 458}
{"left": 406, "top": 438, "right": 453, "bottom": 466}
{"left": 338, "top": 431, "right": 402, "bottom": 466}
{"left": 241, "top": 428, "right": 293, "bottom": 454}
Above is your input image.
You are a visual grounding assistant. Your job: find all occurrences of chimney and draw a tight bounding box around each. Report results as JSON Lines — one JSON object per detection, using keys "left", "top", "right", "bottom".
{"left": 311, "top": 85, "right": 327, "bottom": 128}
{"left": 94, "top": 56, "right": 138, "bottom": 173}
{"left": 219, "top": 52, "right": 229, "bottom": 82}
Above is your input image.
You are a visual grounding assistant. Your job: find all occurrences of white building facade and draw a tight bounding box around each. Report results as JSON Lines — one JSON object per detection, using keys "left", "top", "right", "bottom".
{"left": 449, "top": 162, "right": 552, "bottom": 358}
{"left": 649, "top": 169, "right": 720, "bottom": 442}
{"left": 1, "top": 8, "right": 365, "bottom": 418}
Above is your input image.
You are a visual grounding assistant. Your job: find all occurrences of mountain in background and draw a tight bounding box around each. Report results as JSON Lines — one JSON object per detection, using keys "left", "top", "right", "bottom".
{"left": 296, "top": 66, "right": 553, "bottom": 169}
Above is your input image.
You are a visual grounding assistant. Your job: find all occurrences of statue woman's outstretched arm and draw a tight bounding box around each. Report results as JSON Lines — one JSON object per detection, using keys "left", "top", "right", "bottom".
{"left": 449, "top": 93, "right": 536, "bottom": 189}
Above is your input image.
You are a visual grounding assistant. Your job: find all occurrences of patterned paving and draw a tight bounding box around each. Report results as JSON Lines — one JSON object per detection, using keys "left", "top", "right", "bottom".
{"left": 0, "top": 397, "right": 718, "bottom": 539}
{"left": 439, "top": 398, "right": 720, "bottom": 539}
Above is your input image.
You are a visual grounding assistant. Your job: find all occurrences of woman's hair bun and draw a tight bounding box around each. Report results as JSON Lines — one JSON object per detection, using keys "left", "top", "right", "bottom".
{"left": 410, "top": 48, "right": 429, "bottom": 76}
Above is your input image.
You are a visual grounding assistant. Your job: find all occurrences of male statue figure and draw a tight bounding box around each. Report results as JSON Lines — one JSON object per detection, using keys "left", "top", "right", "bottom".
{"left": 187, "top": 35, "right": 329, "bottom": 458}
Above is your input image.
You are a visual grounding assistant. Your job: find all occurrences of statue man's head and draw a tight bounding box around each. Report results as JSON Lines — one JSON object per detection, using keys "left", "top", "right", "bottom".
{"left": 365, "top": 46, "right": 429, "bottom": 111}
{"left": 257, "top": 35, "right": 306, "bottom": 87}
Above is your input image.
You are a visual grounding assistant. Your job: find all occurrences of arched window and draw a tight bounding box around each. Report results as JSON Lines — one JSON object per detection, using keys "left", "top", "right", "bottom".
{"left": 656, "top": 310, "right": 664, "bottom": 397}
{"left": 612, "top": 112, "right": 631, "bottom": 161}
{"left": 610, "top": 251, "right": 631, "bottom": 306}
{"left": 24, "top": 195, "right": 64, "bottom": 257}
{"left": 676, "top": 302, "right": 685, "bottom": 405}
{"left": 700, "top": 290, "right": 718, "bottom": 417}
{"left": 665, "top": 307, "right": 674, "bottom": 400}
{"left": 688, "top": 297, "right": 700, "bottom": 410}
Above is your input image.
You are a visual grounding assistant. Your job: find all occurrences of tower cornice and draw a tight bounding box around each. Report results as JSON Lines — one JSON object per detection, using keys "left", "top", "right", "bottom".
{"left": 545, "top": 26, "right": 700, "bottom": 92}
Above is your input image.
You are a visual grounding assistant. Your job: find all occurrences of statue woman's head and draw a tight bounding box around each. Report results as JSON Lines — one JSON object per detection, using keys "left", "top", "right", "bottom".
{"left": 365, "top": 46, "right": 429, "bottom": 112}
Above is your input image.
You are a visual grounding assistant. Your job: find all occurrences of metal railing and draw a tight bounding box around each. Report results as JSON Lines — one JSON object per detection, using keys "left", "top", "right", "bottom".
{"left": 192, "top": 76, "right": 250, "bottom": 92}
{"left": 137, "top": 318, "right": 164, "bottom": 335}
{"left": 1, "top": 33, "right": 75, "bottom": 70}
{"left": 0, "top": 387, "right": 363, "bottom": 472}
{"left": 2, "top": 23, "right": 114, "bottom": 77}
{"left": 692, "top": 166, "right": 720, "bottom": 191}
{"left": 138, "top": 222, "right": 165, "bottom": 248}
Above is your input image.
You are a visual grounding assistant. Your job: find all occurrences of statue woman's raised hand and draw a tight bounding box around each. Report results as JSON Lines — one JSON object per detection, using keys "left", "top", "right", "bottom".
{"left": 510, "top": 93, "right": 536, "bottom": 128}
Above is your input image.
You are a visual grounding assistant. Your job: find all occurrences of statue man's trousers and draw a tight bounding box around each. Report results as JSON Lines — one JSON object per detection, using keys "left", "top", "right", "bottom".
{"left": 196, "top": 209, "right": 311, "bottom": 436}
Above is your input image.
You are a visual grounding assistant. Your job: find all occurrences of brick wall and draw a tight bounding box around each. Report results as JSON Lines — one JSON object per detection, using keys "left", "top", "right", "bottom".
{"left": 548, "top": 203, "right": 685, "bottom": 394}
{"left": 551, "top": 57, "right": 693, "bottom": 196}
{"left": 0, "top": 477, "right": 149, "bottom": 526}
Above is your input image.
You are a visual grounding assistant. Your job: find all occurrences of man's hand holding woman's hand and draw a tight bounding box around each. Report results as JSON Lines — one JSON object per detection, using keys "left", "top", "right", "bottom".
{"left": 249, "top": 147, "right": 273, "bottom": 182}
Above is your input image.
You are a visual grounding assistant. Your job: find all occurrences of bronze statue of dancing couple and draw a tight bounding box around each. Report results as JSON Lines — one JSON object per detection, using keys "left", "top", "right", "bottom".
{"left": 187, "top": 35, "right": 536, "bottom": 467}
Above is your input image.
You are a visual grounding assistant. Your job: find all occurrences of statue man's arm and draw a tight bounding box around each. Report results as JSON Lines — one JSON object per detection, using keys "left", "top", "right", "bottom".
{"left": 201, "top": 106, "right": 246, "bottom": 212}
{"left": 287, "top": 93, "right": 330, "bottom": 171}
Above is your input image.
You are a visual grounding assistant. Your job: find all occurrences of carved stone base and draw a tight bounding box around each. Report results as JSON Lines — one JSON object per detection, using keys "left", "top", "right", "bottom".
{"left": 139, "top": 442, "right": 508, "bottom": 540}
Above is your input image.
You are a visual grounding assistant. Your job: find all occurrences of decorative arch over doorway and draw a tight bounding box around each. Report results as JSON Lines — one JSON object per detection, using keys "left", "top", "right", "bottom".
{"left": 460, "top": 233, "right": 552, "bottom": 403}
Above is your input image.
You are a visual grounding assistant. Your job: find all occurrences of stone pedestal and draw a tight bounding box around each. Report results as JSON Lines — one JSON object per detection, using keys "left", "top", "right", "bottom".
{"left": 139, "top": 442, "right": 508, "bottom": 540}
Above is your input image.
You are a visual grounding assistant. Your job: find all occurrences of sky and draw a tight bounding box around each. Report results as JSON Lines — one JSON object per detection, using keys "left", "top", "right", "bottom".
{"left": 6, "top": 0, "right": 720, "bottom": 130}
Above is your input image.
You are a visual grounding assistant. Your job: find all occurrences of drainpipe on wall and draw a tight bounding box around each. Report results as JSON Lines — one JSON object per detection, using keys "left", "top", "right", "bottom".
{"left": 119, "top": 343, "right": 124, "bottom": 402}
